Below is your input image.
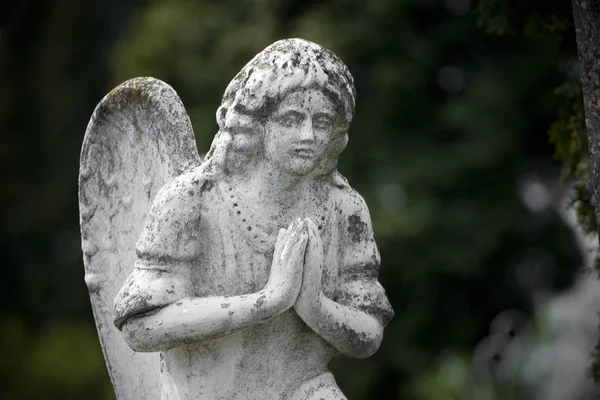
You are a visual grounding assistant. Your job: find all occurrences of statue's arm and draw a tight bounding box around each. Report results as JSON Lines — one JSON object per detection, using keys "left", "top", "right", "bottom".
{"left": 294, "top": 219, "right": 388, "bottom": 359}
{"left": 114, "top": 176, "right": 307, "bottom": 352}
{"left": 119, "top": 275, "right": 297, "bottom": 352}
{"left": 117, "top": 227, "right": 306, "bottom": 352}
{"left": 295, "top": 288, "right": 384, "bottom": 359}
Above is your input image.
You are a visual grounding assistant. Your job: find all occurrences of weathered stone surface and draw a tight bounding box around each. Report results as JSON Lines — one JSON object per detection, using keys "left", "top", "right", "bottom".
{"left": 80, "top": 38, "right": 393, "bottom": 400}
{"left": 79, "top": 77, "right": 201, "bottom": 400}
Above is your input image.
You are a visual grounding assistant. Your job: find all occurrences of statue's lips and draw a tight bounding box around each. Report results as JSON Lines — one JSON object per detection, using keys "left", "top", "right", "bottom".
{"left": 294, "top": 148, "right": 315, "bottom": 158}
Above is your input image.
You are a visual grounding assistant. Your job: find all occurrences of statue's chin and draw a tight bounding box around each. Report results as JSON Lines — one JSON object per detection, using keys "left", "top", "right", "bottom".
{"left": 283, "top": 162, "right": 319, "bottom": 178}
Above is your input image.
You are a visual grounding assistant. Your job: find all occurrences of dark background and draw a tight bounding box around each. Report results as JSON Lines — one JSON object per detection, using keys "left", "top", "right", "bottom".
{"left": 0, "top": 1, "right": 590, "bottom": 399}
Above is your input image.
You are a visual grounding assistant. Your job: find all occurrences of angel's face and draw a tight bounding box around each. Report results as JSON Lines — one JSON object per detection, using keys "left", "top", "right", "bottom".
{"left": 263, "top": 88, "right": 336, "bottom": 177}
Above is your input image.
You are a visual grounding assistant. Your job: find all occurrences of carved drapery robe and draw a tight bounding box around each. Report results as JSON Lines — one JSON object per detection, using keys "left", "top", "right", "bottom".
{"left": 114, "top": 168, "right": 393, "bottom": 400}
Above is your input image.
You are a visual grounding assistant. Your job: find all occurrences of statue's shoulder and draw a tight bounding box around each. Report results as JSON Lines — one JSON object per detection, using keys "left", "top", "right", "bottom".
{"left": 328, "top": 182, "right": 376, "bottom": 247}
{"left": 137, "top": 167, "right": 219, "bottom": 258}
{"left": 330, "top": 183, "right": 372, "bottom": 220}
{"left": 149, "top": 166, "right": 218, "bottom": 218}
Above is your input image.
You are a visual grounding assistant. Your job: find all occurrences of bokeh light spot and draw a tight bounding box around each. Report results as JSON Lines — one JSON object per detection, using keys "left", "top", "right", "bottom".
{"left": 444, "top": 0, "right": 471, "bottom": 16}
{"left": 378, "top": 183, "right": 408, "bottom": 212}
{"left": 436, "top": 65, "right": 465, "bottom": 94}
{"left": 519, "top": 179, "right": 551, "bottom": 212}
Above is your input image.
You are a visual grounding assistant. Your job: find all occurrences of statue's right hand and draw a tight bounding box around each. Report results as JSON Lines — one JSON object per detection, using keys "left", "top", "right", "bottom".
{"left": 266, "top": 218, "right": 308, "bottom": 309}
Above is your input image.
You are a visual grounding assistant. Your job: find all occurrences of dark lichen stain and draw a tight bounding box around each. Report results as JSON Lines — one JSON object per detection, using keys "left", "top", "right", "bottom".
{"left": 347, "top": 213, "right": 367, "bottom": 243}
{"left": 157, "top": 254, "right": 176, "bottom": 265}
{"left": 95, "top": 101, "right": 113, "bottom": 122}
{"left": 254, "top": 295, "right": 266, "bottom": 308}
{"left": 221, "top": 303, "right": 231, "bottom": 309}
{"left": 200, "top": 180, "right": 214, "bottom": 194}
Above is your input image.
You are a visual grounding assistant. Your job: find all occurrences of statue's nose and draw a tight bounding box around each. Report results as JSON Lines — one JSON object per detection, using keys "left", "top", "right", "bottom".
{"left": 298, "top": 120, "right": 315, "bottom": 142}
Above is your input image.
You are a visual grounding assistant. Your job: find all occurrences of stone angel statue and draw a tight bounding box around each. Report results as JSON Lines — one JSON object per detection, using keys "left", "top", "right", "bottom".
{"left": 79, "top": 38, "right": 394, "bottom": 400}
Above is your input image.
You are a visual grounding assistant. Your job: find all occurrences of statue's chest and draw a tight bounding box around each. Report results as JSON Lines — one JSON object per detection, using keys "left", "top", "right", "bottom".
{"left": 190, "top": 186, "right": 338, "bottom": 297}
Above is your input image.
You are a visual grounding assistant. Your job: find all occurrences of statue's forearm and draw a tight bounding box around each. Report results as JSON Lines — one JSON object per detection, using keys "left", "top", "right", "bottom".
{"left": 294, "top": 239, "right": 384, "bottom": 359}
{"left": 122, "top": 283, "right": 292, "bottom": 352}
{"left": 295, "top": 293, "right": 383, "bottom": 359}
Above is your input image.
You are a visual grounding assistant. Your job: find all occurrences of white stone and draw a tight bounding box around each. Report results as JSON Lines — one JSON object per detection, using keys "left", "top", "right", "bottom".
{"left": 80, "top": 38, "right": 393, "bottom": 400}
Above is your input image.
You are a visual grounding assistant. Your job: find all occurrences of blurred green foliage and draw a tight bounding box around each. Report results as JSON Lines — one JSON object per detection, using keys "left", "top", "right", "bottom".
{"left": 476, "top": 0, "right": 596, "bottom": 237}
{"left": 477, "top": 0, "right": 600, "bottom": 384}
{"left": 0, "top": 0, "right": 584, "bottom": 399}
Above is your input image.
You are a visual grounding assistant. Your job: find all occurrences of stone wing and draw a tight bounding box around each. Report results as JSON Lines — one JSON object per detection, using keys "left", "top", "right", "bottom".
{"left": 79, "top": 77, "right": 202, "bottom": 400}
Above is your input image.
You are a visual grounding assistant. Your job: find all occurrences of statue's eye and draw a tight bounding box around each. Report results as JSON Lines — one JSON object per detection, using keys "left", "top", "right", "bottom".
{"left": 313, "top": 116, "right": 333, "bottom": 131}
{"left": 276, "top": 111, "right": 304, "bottom": 128}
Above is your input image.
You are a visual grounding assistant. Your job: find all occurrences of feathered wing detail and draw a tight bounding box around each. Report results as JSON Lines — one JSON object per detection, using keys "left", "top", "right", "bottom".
{"left": 79, "top": 77, "right": 202, "bottom": 400}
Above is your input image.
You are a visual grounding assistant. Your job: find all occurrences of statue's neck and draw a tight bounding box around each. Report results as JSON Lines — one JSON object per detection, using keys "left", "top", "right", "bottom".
{"left": 234, "top": 162, "right": 311, "bottom": 213}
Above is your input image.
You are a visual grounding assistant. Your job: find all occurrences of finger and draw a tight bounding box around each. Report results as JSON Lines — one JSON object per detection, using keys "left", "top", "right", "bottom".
{"left": 275, "top": 228, "right": 288, "bottom": 248}
{"left": 275, "top": 227, "right": 287, "bottom": 248}
{"left": 281, "top": 224, "right": 302, "bottom": 260}
{"left": 303, "top": 224, "right": 323, "bottom": 282}
{"left": 285, "top": 228, "right": 306, "bottom": 253}
{"left": 292, "top": 224, "right": 309, "bottom": 249}
{"left": 304, "top": 227, "right": 318, "bottom": 265}
{"left": 288, "top": 229, "right": 307, "bottom": 252}
{"left": 298, "top": 231, "right": 308, "bottom": 249}
{"left": 290, "top": 232, "right": 309, "bottom": 265}
{"left": 304, "top": 220, "right": 321, "bottom": 254}
{"left": 273, "top": 228, "right": 287, "bottom": 261}
{"left": 305, "top": 220, "right": 322, "bottom": 252}
{"left": 295, "top": 233, "right": 309, "bottom": 274}
{"left": 304, "top": 217, "right": 319, "bottom": 236}
{"left": 284, "top": 221, "right": 296, "bottom": 242}
{"left": 299, "top": 231, "right": 308, "bottom": 246}
{"left": 287, "top": 218, "right": 300, "bottom": 233}
{"left": 277, "top": 227, "right": 286, "bottom": 241}
{"left": 280, "top": 219, "right": 299, "bottom": 252}
{"left": 280, "top": 219, "right": 307, "bottom": 262}
{"left": 306, "top": 219, "right": 316, "bottom": 239}
{"left": 285, "top": 221, "right": 302, "bottom": 251}
{"left": 290, "top": 218, "right": 305, "bottom": 236}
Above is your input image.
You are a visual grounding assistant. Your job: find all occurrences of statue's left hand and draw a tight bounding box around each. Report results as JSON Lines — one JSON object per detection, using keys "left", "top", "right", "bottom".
{"left": 294, "top": 218, "right": 324, "bottom": 310}
{"left": 294, "top": 218, "right": 384, "bottom": 358}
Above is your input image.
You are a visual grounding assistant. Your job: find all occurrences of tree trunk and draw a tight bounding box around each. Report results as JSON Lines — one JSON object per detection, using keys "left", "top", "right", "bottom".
{"left": 572, "top": 0, "right": 600, "bottom": 384}
{"left": 573, "top": 0, "right": 600, "bottom": 237}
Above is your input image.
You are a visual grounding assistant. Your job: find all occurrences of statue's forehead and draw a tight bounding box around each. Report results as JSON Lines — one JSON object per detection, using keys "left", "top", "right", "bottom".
{"left": 273, "top": 88, "right": 336, "bottom": 116}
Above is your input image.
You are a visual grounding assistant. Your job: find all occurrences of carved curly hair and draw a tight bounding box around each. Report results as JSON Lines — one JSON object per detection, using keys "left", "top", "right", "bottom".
{"left": 200, "top": 38, "right": 356, "bottom": 185}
